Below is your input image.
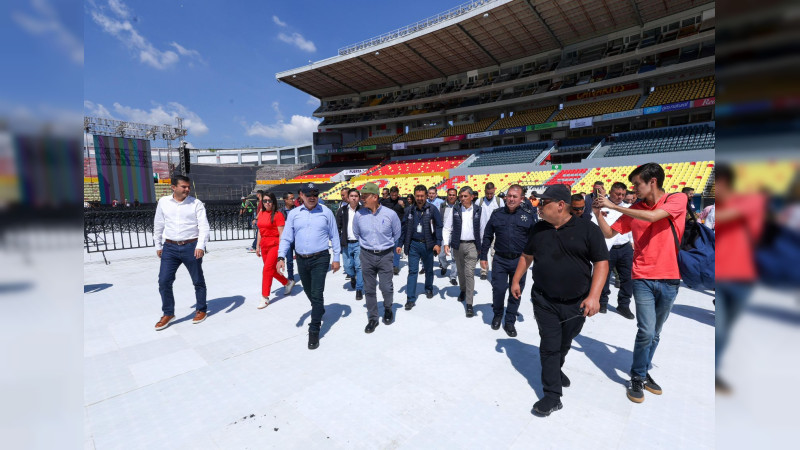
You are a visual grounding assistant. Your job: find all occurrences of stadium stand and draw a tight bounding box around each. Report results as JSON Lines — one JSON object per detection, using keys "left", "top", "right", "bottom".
{"left": 556, "top": 137, "right": 600, "bottom": 153}
{"left": 394, "top": 127, "right": 444, "bottom": 143}
{"left": 604, "top": 124, "right": 714, "bottom": 157}
{"left": 370, "top": 155, "right": 468, "bottom": 176}
{"left": 642, "top": 76, "right": 715, "bottom": 107}
{"left": 489, "top": 106, "right": 557, "bottom": 130}
{"left": 570, "top": 161, "right": 714, "bottom": 194}
{"left": 554, "top": 94, "right": 640, "bottom": 121}
{"left": 354, "top": 135, "right": 399, "bottom": 146}
{"left": 733, "top": 160, "right": 797, "bottom": 194}
{"left": 468, "top": 142, "right": 551, "bottom": 168}
{"left": 440, "top": 117, "right": 497, "bottom": 137}
{"left": 547, "top": 168, "right": 589, "bottom": 186}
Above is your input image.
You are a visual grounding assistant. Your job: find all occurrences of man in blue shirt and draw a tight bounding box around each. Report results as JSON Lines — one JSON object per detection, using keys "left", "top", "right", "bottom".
{"left": 353, "top": 182, "right": 401, "bottom": 333}
{"left": 277, "top": 182, "right": 341, "bottom": 350}
{"left": 399, "top": 184, "right": 443, "bottom": 310}
{"left": 427, "top": 186, "right": 444, "bottom": 209}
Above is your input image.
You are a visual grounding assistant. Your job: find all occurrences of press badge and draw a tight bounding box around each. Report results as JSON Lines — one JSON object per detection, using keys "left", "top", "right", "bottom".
{"left": 416, "top": 223, "right": 422, "bottom": 233}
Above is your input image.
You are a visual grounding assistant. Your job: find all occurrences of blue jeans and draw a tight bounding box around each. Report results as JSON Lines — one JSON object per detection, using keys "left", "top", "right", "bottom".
{"left": 341, "top": 242, "right": 364, "bottom": 290}
{"left": 407, "top": 240, "right": 434, "bottom": 301}
{"left": 630, "top": 279, "right": 680, "bottom": 378}
{"left": 158, "top": 242, "right": 207, "bottom": 316}
{"left": 393, "top": 238, "right": 401, "bottom": 268}
{"left": 715, "top": 282, "right": 753, "bottom": 370}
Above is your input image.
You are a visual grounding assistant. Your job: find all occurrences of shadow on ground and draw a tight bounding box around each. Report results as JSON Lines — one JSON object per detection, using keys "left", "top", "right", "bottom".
{"left": 296, "top": 303, "right": 352, "bottom": 337}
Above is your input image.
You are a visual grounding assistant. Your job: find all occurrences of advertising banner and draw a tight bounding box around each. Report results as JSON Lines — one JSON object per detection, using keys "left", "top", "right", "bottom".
{"left": 358, "top": 145, "right": 377, "bottom": 151}
{"left": 499, "top": 126, "right": 525, "bottom": 135}
{"left": 342, "top": 168, "right": 369, "bottom": 176}
{"left": 569, "top": 117, "right": 593, "bottom": 129}
{"left": 533, "top": 122, "right": 558, "bottom": 130}
{"left": 467, "top": 131, "right": 495, "bottom": 139}
{"left": 643, "top": 105, "right": 662, "bottom": 115}
{"left": 602, "top": 109, "right": 642, "bottom": 120}
{"left": 443, "top": 135, "right": 466, "bottom": 142}
{"left": 93, "top": 135, "right": 155, "bottom": 204}
{"left": 661, "top": 101, "right": 691, "bottom": 112}
{"left": 692, "top": 97, "right": 716, "bottom": 107}
{"left": 420, "top": 137, "right": 444, "bottom": 145}
{"left": 392, "top": 143, "right": 406, "bottom": 150}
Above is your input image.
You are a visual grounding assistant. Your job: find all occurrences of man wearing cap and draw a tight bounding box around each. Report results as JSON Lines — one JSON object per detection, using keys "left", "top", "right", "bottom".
{"left": 353, "top": 182, "right": 401, "bottom": 333}
{"left": 277, "top": 182, "right": 341, "bottom": 350}
{"left": 336, "top": 188, "right": 364, "bottom": 300}
{"left": 443, "top": 186, "right": 483, "bottom": 318}
{"left": 480, "top": 184, "right": 537, "bottom": 337}
{"left": 398, "top": 184, "right": 443, "bottom": 311}
{"left": 511, "top": 184, "right": 609, "bottom": 416}
{"left": 479, "top": 182, "right": 505, "bottom": 280}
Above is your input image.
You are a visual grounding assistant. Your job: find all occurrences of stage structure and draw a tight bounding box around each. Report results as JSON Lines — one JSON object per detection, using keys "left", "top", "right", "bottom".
{"left": 84, "top": 117, "right": 187, "bottom": 204}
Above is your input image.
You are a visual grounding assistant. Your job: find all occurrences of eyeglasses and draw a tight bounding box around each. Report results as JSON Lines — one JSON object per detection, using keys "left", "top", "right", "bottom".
{"left": 263, "top": 199, "right": 273, "bottom": 203}
{"left": 306, "top": 194, "right": 318, "bottom": 198}
{"left": 538, "top": 199, "right": 555, "bottom": 208}
{"left": 571, "top": 206, "right": 584, "bottom": 212}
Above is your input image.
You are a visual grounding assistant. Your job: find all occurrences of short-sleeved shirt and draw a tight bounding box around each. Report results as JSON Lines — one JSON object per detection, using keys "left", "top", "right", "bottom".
{"left": 523, "top": 215, "right": 609, "bottom": 300}
{"left": 716, "top": 194, "right": 765, "bottom": 281}
{"left": 611, "top": 193, "right": 687, "bottom": 280}
{"left": 257, "top": 210, "right": 285, "bottom": 242}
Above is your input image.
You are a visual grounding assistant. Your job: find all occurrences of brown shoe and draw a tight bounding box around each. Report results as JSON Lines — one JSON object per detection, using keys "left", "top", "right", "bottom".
{"left": 155, "top": 315, "right": 175, "bottom": 331}
{"left": 192, "top": 311, "right": 207, "bottom": 324}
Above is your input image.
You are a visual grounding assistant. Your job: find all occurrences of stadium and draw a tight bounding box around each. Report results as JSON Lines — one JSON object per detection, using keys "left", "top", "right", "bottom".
{"left": 82, "top": 1, "right": 724, "bottom": 448}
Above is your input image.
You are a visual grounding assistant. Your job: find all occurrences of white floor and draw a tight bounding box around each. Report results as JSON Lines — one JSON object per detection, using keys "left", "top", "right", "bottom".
{"left": 84, "top": 241, "right": 715, "bottom": 449}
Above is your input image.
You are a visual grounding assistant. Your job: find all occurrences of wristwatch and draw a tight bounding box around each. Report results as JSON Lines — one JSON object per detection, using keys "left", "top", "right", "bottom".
{"left": 277, "top": 257, "right": 285, "bottom": 261}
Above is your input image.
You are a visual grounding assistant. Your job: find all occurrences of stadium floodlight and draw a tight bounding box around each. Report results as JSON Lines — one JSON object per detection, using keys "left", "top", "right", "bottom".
{"left": 375, "top": 51, "right": 380, "bottom": 56}
{"left": 483, "top": 13, "right": 489, "bottom": 18}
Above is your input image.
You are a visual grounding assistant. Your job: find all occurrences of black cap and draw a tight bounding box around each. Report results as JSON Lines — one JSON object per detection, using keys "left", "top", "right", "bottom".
{"left": 536, "top": 184, "right": 571, "bottom": 203}
{"left": 301, "top": 182, "right": 320, "bottom": 196}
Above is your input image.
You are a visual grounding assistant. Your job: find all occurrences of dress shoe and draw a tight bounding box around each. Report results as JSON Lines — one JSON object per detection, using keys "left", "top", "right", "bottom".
{"left": 561, "top": 371, "right": 571, "bottom": 388}
{"left": 419, "top": 267, "right": 425, "bottom": 274}
{"left": 393, "top": 266, "right": 400, "bottom": 275}
{"left": 491, "top": 314, "right": 502, "bottom": 330}
{"left": 284, "top": 280, "right": 296, "bottom": 295}
{"left": 616, "top": 305, "right": 635, "bottom": 320}
{"left": 440, "top": 267, "right": 447, "bottom": 276}
{"left": 480, "top": 273, "right": 487, "bottom": 280}
{"left": 466, "top": 305, "right": 474, "bottom": 317}
{"left": 364, "top": 319, "right": 379, "bottom": 333}
{"left": 383, "top": 308, "right": 393, "bottom": 324}
{"left": 532, "top": 396, "right": 563, "bottom": 417}
{"left": 599, "top": 305, "right": 608, "bottom": 314}
{"left": 450, "top": 278, "right": 458, "bottom": 286}
{"left": 356, "top": 290, "right": 363, "bottom": 300}
{"left": 308, "top": 332, "right": 320, "bottom": 350}
{"left": 350, "top": 277, "right": 356, "bottom": 289}
{"left": 155, "top": 315, "right": 175, "bottom": 331}
{"left": 192, "top": 311, "right": 207, "bottom": 324}
{"left": 458, "top": 291, "right": 466, "bottom": 302}
{"left": 426, "top": 289, "right": 433, "bottom": 299}
{"left": 503, "top": 322, "right": 517, "bottom": 337}
{"left": 404, "top": 301, "right": 415, "bottom": 311}
{"left": 345, "top": 274, "right": 351, "bottom": 280}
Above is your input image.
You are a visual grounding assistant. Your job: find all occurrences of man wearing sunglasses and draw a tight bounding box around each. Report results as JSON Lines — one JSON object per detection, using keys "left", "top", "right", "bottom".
{"left": 277, "top": 183, "right": 341, "bottom": 350}
{"left": 511, "top": 184, "right": 609, "bottom": 417}
{"left": 569, "top": 194, "right": 586, "bottom": 218}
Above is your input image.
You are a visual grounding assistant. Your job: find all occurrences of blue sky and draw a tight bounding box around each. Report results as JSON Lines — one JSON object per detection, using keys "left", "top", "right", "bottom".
{"left": 75, "top": 0, "right": 462, "bottom": 148}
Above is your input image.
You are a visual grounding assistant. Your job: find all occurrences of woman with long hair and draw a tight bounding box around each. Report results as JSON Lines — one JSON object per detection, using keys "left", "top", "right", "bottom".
{"left": 255, "top": 192, "right": 294, "bottom": 308}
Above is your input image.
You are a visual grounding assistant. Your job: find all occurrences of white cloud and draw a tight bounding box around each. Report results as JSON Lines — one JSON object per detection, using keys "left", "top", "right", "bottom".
{"left": 244, "top": 115, "right": 320, "bottom": 145}
{"left": 307, "top": 96, "right": 319, "bottom": 106}
{"left": 277, "top": 32, "right": 316, "bottom": 53}
{"left": 88, "top": 1, "right": 202, "bottom": 70}
{"left": 272, "top": 15, "right": 287, "bottom": 27}
{"left": 84, "top": 100, "right": 209, "bottom": 136}
{"left": 271, "top": 101, "right": 283, "bottom": 121}
{"left": 12, "top": 0, "right": 84, "bottom": 65}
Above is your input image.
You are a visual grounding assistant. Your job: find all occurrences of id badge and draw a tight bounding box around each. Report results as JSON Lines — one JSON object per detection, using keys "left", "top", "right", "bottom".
{"left": 416, "top": 223, "right": 422, "bottom": 233}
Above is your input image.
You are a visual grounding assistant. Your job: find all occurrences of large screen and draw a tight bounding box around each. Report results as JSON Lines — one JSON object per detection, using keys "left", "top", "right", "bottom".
{"left": 93, "top": 135, "right": 156, "bottom": 204}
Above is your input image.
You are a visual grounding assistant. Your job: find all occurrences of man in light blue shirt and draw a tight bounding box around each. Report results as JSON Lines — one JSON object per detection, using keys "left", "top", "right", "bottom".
{"left": 353, "top": 182, "right": 402, "bottom": 333}
{"left": 427, "top": 186, "right": 445, "bottom": 209}
{"left": 277, "top": 182, "right": 341, "bottom": 350}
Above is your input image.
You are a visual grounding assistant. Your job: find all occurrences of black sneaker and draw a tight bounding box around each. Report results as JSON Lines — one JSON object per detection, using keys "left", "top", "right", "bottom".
{"left": 532, "top": 396, "right": 563, "bottom": 417}
{"left": 480, "top": 273, "right": 487, "bottom": 280}
{"left": 426, "top": 289, "right": 433, "bottom": 299}
{"left": 644, "top": 374, "right": 662, "bottom": 395}
{"left": 364, "top": 319, "right": 379, "bottom": 333}
{"left": 345, "top": 274, "right": 351, "bottom": 280}
{"left": 308, "top": 332, "right": 320, "bottom": 350}
{"left": 355, "top": 290, "right": 363, "bottom": 301}
{"left": 616, "top": 305, "right": 635, "bottom": 320}
{"left": 503, "top": 322, "right": 517, "bottom": 337}
{"left": 458, "top": 291, "right": 466, "bottom": 302}
{"left": 440, "top": 267, "right": 447, "bottom": 276}
{"left": 450, "top": 278, "right": 458, "bottom": 286}
{"left": 404, "top": 301, "right": 415, "bottom": 311}
{"left": 466, "top": 305, "right": 474, "bottom": 317}
{"left": 561, "top": 371, "right": 570, "bottom": 388}
{"left": 491, "top": 314, "right": 502, "bottom": 330}
{"left": 393, "top": 267, "right": 400, "bottom": 275}
{"left": 350, "top": 278, "right": 356, "bottom": 289}
{"left": 383, "top": 308, "right": 393, "bottom": 324}
{"left": 715, "top": 376, "right": 732, "bottom": 395}
{"left": 627, "top": 376, "right": 645, "bottom": 403}
{"left": 419, "top": 267, "right": 425, "bottom": 274}
{"left": 599, "top": 305, "right": 608, "bottom": 314}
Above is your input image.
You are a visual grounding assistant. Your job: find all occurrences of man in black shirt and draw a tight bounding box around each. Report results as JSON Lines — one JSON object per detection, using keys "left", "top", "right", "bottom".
{"left": 511, "top": 184, "right": 609, "bottom": 417}
{"left": 480, "top": 184, "right": 537, "bottom": 336}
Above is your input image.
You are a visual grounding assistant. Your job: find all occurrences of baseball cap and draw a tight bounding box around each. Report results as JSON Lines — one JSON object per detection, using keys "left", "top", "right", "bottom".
{"left": 359, "top": 182, "right": 380, "bottom": 196}
{"left": 536, "top": 184, "right": 571, "bottom": 203}
{"left": 301, "top": 182, "right": 320, "bottom": 196}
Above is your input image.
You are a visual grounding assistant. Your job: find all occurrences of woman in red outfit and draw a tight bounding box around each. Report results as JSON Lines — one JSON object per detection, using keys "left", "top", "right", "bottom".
{"left": 255, "top": 192, "right": 292, "bottom": 308}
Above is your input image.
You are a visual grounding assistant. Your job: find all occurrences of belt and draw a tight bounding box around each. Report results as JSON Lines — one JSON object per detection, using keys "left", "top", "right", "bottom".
{"left": 611, "top": 242, "right": 631, "bottom": 249}
{"left": 411, "top": 238, "right": 425, "bottom": 243}
{"left": 347, "top": 239, "right": 358, "bottom": 243}
{"left": 296, "top": 250, "right": 329, "bottom": 259}
{"left": 495, "top": 251, "right": 521, "bottom": 260}
{"left": 164, "top": 238, "right": 198, "bottom": 245}
{"left": 532, "top": 286, "right": 586, "bottom": 304}
{"left": 460, "top": 240, "right": 475, "bottom": 244}
{"left": 361, "top": 246, "right": 393, "bottom": 256}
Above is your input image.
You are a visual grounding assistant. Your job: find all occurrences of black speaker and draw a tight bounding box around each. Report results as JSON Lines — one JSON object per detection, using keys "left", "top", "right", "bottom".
{"left": 180, "top": 147, "right": 191, "bottom": 174}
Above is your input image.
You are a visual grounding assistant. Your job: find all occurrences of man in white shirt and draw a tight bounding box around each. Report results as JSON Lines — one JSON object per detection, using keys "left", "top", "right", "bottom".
{"left": 443, "top": 186, "right": 483, "bottom": 317}
{"left": 479, "top": 182, "right": 504, "bottom": 280}
{"left": 591, "top": 182, "right": 635, "bottom": 319}
{"left": 153, "top": 175, "right": 210, "bottom": 331}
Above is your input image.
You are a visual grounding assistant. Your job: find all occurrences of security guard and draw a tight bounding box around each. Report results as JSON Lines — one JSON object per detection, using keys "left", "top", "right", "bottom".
{"left": 480, "top": 184, "right": 537, "bottom": 337}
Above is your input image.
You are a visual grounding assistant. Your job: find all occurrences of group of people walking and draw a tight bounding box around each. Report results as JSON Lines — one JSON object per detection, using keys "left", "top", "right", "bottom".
{"left": 152, "top": 162, "right": 693, "bottom": 416}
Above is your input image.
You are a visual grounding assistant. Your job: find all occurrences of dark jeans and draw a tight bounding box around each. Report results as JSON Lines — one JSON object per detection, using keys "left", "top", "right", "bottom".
{"left": 296, "top": 252, "right": 330, "bottom": 333}
{"left": 630, "top": 279, "right": 680, "bottom": 378}
{"left": 716, "top": 281, "right": 753, "bottom": 370}
{"left": 158, "top": 242, "right": 206, "bottom": 316}
{"left": 406, "top": 240, "right": 434, "bottom": 300}
{"left": 491, "top": 255, "right": 525, "bottom": 324}
{"left": 601, "top": 243, "right": 633, "bottom": 308}
{"left": 532, "top": 288, "right": 586, "bottom": 399}
{"left": 286, "top": 242, "right": 295, "bottom": 280}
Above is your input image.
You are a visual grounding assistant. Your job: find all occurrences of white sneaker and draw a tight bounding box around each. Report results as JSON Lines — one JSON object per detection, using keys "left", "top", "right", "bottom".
{"left": 257, "top": 297, "right": 269, "bottom": 309}
{"left": 284, "top": 280, "right": 296, "bottom": 295}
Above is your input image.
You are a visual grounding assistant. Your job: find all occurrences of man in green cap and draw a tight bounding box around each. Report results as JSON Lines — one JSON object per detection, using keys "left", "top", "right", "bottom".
{"left": 353, "top": 182, "right": 402, "bottom": 333}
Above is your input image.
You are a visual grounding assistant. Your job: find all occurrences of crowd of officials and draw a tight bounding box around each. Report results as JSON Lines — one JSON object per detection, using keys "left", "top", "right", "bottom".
{"left": 152, "top": 161, "right": 711, "bottom": 416}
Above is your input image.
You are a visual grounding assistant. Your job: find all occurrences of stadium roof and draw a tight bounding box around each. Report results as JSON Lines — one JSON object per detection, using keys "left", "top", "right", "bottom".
{"left": 276, "top": 0, "right": 714, "bottom": 99}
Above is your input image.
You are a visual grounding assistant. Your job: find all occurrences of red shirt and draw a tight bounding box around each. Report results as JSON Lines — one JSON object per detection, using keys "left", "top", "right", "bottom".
{"left": 257, "top": 210, "right": 285, "bottom": 243}
{"left": 716, "top": 194, "right": 766, "bottom": 281}
{"left": 612, "top": 193, "right": 687, "bottom": 280}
